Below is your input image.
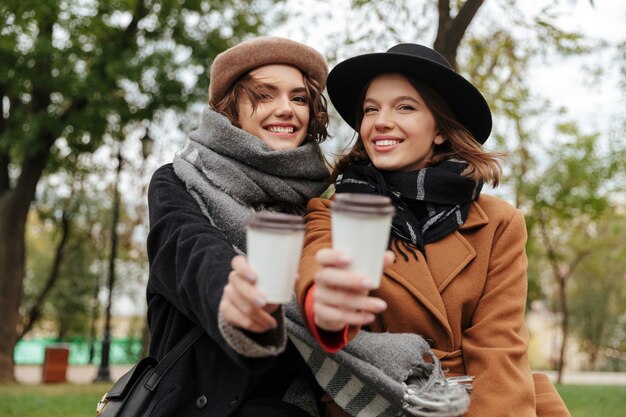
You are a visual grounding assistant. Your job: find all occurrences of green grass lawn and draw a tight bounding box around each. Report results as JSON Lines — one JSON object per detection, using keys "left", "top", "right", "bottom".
{"left": 557, "top": 384, "right": 626, "bottom": 417}
{"left": 0, "top": 383, "right": 109, "bottom": 417}
{"left": 0, "top": 383, "right": 624, "bottom": 416}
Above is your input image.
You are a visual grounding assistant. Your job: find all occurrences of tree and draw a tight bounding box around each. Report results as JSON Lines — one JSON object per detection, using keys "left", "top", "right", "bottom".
{"left": 570, "top": 213, "right": 626, "bottom": 370}
{"left": 521, "top": 122, "right": 625, "bottom": 382}
{"left": 21, "top": 168, "right": 111, "bottom": 341}
{"left": 21, "top": 200, "right": 75, "bottom": 340}
{"left": 0, "top": 0, "right": 276, "bottom": 382}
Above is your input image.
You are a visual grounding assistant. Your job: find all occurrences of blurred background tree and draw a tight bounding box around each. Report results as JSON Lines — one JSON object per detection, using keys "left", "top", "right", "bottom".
{"left": 569, "top": 212, "right": 626, "bottom": 371}
{"left": 521, "top": 122, "right": 625, "bottom": 382}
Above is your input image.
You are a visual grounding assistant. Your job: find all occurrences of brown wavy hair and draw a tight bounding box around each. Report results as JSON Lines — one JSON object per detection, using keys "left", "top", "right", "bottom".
{"left": 212, "top": 68, "right": 329, "bottom": 143}
{"left": 332, "top": 75, "right": 504, "bottom": 186}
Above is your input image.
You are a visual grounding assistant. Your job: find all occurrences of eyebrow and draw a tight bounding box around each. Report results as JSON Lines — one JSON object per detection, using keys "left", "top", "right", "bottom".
{"left": 257, "top": 82, "right": 307, "bottom": 95}
{"left": 363, "top": 95, "right": 421, "bottom": 105}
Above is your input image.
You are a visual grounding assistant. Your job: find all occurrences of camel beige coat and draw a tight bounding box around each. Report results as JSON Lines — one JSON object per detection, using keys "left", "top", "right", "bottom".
{"left": 296, "top": 195, "right": 570, "bottom": 417}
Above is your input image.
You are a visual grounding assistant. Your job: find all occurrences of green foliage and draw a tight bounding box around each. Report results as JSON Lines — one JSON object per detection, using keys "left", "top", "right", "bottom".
{"left": 50, "top": 241, "right": 98, "bottom": 338}
{"left": 520, "top": 121, "right": 626, "bottom": 369}
{"left": 570, "top": 214, "right": 626, "bottom": 370}
{"left": 528, "top": 128, "right": 609, "bottom": 219}
{"left": 523, "top": 123, "right": 621, "bottom": 233}
{"left": 0, "top": 0, "right": 277, "bottom": 172}
{"left": 23, "top": 172, "right": 110, "bottom": 339}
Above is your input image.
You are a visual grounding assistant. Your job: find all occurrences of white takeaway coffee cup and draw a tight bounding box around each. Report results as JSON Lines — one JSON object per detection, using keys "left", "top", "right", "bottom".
{"left": 246, "top": 212, "right": 306, "bottom": 304}
{"left": 331, "top": 193, "right": 395, "bottom": 288}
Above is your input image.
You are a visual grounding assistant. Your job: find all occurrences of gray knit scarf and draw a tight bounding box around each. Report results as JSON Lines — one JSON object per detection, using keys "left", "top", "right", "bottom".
{"left": 284, "top": 301, "right": 470, "bottom": 417}
{"left": 172, "top": 108, "right": 330, "bottom": 251}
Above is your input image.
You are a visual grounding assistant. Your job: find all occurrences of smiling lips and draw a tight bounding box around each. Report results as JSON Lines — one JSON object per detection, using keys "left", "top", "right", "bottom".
{"left": 372, "top": 136, "right": 403, "bottom": 151}
{"left": 265, "top": 124, "right": 297, "bottom": 135}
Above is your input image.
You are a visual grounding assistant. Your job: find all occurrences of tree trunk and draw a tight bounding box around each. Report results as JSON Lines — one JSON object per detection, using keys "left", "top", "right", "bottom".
{"left": 0, "top": 143, "right": 53, "bottom": 382}
{"left": 434, "top": 0, "right": 486, "bottom": 70}
{"left": 556, "top": 274, "right": 568, "bottom": 384}
{"left": 0, "top": 197, "right": 27, "bottom": 382}
{"left": 88, "top": 269, "right": 102, "bottom": 364}
{"left": 588, "top": 345, "right": 599, "bottom": 370}
{"left": 0, "top": 156, "right": 51, "bottom": 382}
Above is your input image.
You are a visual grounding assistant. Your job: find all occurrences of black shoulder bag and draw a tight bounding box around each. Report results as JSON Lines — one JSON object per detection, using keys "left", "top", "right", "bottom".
{"left": 96, "top": 326, "right": 204, "bottom": 417}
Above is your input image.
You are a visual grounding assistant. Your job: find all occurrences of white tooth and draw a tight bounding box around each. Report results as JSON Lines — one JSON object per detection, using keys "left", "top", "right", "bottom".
{"left": 268, "top": 126, "right": 294, "bottom": 133}
{"left": 376, "top": 140, "right": 400, "bottom": 147}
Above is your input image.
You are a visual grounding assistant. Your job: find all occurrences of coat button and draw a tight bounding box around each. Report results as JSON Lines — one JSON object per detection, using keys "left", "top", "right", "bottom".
{"left": 195, "top": 395, "right": 208, "bottom": 409}
{"left": 228, "top": 396, "right": 239, "bottom": 407}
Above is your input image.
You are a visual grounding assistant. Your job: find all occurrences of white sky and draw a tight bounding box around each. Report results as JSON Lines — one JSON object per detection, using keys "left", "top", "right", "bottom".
{"left": 525, "top": 1, "right": 624, "bottom": 132}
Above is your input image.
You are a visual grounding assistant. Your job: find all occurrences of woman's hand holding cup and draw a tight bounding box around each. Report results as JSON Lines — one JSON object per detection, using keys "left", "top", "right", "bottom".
{"left": 219, "top": 255, "right": 279, "bottom": 333}
{"left": 312, "top": 248, "right": 393, "bottom": 332}
{"left": 220, "top": 212, "right": 306, "bottom": 333}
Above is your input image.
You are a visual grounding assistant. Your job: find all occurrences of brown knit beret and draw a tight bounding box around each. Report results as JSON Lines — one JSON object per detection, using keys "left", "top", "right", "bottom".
{"left": 209, "top": 37, "right": 328, "bottom": 107}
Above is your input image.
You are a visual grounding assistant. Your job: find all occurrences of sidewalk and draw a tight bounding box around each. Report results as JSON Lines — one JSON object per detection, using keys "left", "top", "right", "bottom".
{"left": 537, "top": 370, "right": 626, "bottom": 385}
{"left": 14, "top": 365, "right": 626, "bottom": 385}
{"left": 16, "top": 364, "right": 133, "bottom": 385}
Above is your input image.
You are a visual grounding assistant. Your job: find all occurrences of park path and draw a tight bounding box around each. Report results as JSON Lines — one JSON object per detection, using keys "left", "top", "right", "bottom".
{"left": 14, "top": 365, "right": 626, "bottom": 385}
{"left": 16, "top": 365, "right": 132, "bottom": 385}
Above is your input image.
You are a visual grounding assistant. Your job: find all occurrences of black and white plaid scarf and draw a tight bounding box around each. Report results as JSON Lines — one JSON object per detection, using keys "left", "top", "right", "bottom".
{"left": 335, "top": 160, "right": 482, "bottom": 257}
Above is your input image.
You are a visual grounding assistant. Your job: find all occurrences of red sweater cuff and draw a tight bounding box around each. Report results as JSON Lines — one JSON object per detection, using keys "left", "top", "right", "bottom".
{"left": 304, "top": 283, "right": 349, "bottom": 353}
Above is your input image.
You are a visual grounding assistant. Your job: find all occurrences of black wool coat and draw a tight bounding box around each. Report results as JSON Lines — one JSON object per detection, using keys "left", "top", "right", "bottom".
{"left": 146, "top": 164, "right": 315, "bottom": 417}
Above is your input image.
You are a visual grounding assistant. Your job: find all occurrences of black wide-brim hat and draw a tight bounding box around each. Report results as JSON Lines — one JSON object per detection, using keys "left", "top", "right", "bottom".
{"left": 327, "top": 43, "right": 492, "bottom": 144}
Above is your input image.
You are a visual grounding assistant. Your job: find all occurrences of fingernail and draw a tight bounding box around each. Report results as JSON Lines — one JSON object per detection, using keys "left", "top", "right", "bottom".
{"left": 255, "top": 296, "right": 267, "bottom": 307}
{"left": 338, "top": 253, "right": 352, "bottom": 264}
{"left": 374, "top": 300, "right": 387, "bottom": 311}
{"left": 362, "top": 279, "right": 377, "bottom": 289}
{"left": 244, "top": 272, "right": 256, "bottom": 282}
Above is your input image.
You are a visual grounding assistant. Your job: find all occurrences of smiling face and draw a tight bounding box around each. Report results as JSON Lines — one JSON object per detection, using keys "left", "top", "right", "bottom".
{"left": 359, "top": 73, "right": 445, "bottom": 172}
{"left": 236, "top": 64, "right": 310, "bottom": 150}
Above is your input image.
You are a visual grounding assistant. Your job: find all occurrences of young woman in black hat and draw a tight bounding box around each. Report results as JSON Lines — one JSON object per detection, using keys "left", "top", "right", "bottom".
{"left": 295, "top": 44, "right": 570, "bottom": 417}
{"left": 145, "top": 37, "right": 329, "bottom": 417}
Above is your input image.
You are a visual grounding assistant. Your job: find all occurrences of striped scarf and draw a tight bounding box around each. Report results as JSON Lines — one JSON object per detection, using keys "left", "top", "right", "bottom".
{"left": 284, "top": 301, "right": 470, "bottom": 417}
{"left": 335, "top": 160, "right": 482, "bottom": 257}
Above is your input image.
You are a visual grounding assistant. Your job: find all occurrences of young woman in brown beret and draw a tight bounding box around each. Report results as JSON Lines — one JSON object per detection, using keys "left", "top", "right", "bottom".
{"left": 294, "top": 44, "right": 571, "bottom": 417}
{"left": 145, "top": 37, "right": 329, "bottom": 416}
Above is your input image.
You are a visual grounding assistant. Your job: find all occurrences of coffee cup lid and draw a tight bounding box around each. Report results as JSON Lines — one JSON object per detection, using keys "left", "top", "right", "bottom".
{"left": 331, "top": 193, "right": 396, "bottom": 215}
{"left": 247, "top": 212, "right": 306, "bottom": 231}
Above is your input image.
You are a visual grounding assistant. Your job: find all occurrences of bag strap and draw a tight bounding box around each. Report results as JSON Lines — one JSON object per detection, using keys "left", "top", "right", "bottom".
{"left": 144, "top": 325, "right": 204, "bottom": 391}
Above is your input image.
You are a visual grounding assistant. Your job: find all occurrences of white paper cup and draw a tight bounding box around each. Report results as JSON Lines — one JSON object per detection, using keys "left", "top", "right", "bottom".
{"left": 331, "top": 193, "right": 395, "bottom": 288}
{"left": 246, "top": 212, "right": 306, "bottom": 304}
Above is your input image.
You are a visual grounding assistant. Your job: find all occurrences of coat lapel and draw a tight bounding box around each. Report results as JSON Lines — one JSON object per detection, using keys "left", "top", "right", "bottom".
{"left": 382, "top": 202, "right": 489, "bottom": 337}
{"left": 384, "top": 248, "right": 451, "bottom": 336}
{"left": 426, "top": 231, "right": 476, "bottom": 293}
{"left": 427, "top": 201, "right": 489, "bottom": 292}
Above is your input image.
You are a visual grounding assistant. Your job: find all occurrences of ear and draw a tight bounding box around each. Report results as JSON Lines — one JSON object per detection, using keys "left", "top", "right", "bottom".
{"left": 434, "top": 133, "right": 446, "bottom": 145}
